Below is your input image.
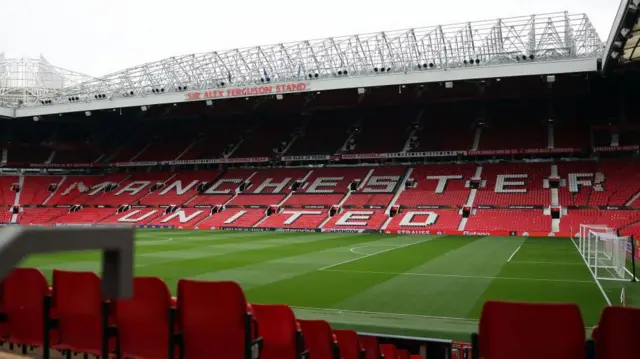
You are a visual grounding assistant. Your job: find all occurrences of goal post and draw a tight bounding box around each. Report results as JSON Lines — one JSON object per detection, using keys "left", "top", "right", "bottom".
{"left": 585, "top": 229, "right": 634, "bottom": 282}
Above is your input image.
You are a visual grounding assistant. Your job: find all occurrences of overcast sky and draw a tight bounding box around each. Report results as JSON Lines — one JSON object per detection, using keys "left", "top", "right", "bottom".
{"left": 0, "top": 0, "right": 621, "bottom": 77}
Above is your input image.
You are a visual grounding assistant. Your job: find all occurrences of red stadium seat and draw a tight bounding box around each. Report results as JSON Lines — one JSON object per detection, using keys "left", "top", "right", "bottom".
{"left": 1, "top": 268, "right": 53, "bottom": 347}
{"left": 298, "top": 319, "right": 338, "bottom": 359}
{"left": 379, "top": 344, "right": 398, "bottom": 359}
{"left": 473, "top": 300, "right": 585, "bottom": 359}
{"left": 51, "top": 270, "right": 111, "bottom": 356}
{"left": 115, "top": 277, "right": 175, "bottom": 359}
{"left": 333, "top": 329, "right": 363, "bottom": 359}
{"left": 177, "top": 279, "right": 261, "bottom": 359}
{"left": 358, "top": 336, "right": 382, "bottom": 359}
{"left": 593, "top": 306, "right": 640, "bottom": 359}
{"left": 252, "top": 304, "right": 303, "bottom": 359}
{"left": 397, "top": 349, "right": 410, "bottom": 359}
{"left": 409, "top": 355, "right": 422, "bottom": 359}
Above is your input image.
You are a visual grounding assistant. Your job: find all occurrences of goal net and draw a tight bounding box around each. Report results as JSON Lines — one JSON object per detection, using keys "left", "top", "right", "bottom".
{"left": 578, "top": 224, "right": 633, "bottom": 281}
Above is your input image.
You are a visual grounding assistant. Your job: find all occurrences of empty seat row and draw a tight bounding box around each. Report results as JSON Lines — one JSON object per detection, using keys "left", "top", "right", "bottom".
{"left": 0, "top": 268, "right": 417, "bottom": 359}
{"left": 472, "top": 300, "right": 640, "bottom": 359}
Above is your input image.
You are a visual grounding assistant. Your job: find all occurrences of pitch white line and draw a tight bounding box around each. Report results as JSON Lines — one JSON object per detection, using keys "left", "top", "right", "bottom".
{"left": 510, "top": 260, "right": 584, "bottom": 266}
{"left": 569, "top": 235, "right": 612, "bottom": 305}
{"left": 349, "top": 245, "right": 402, "bottom": 256}
{"left": 291, "top": 306, "right": 476, "bottom": 323}
{"left": 322, "top": 269, "right": 595, "bottom": 284}
{"left": 507, "top": 243, "right": 523, "bottom": 263}
{"left": 318, "top": 239, "right": 428, "bottom": 271}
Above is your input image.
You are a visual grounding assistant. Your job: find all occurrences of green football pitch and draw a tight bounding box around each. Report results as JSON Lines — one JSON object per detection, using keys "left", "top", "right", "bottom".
{"left": 19, "top": 230, "right": 640, "bottom": 341}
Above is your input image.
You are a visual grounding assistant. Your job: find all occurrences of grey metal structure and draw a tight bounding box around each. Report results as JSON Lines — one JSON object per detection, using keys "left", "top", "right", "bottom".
{"left": 0, "top": 11, "right": 602, "bottom": 114}
{"left": 0, "top": 226, "right": 134, "bottom": 298}
{"left": 0, "top": 54, "right": 96, "bottom": 108}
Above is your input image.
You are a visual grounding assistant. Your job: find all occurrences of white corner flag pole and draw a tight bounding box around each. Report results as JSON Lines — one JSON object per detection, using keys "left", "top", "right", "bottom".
{"left": 620, "top": 287, "right": 627, "bottom": 307}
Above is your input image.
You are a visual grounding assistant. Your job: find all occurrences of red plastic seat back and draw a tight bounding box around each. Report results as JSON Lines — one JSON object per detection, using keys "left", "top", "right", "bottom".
{"left": 53, "top": 270, "right": 103, "bottom": 353}
{"left": 359, "top": 336, "right": 381, "bottom": 359}
{"left": 333, "top": 329, "right": 361, "bottom": 359}
{"left": 178, "top": 279, "right": 249, "bottom": 359}
{"left": 2, "top": 268, "right": 49, "bottom": 345}
{"left": 252, "top": 304, "right": 298, "bottom": 359}
{"left": 397, "top": 349, "right": 410, "bottom": 359}
{"left": 409, "top": 355, "right": 422, "bottom": 359}
{"left": 479, "top": 301, "right": 585, "bottom": 359}
{"left": 115, "top": 277, "right": 171, "bottom": 359}
{"left": 594, "top": 306, "right": 640, "bottom": 359}
{"left": 298, "top": 319, "right": 334, "bottom": 359}
{"left": 380, "top": 344, "right": 398, "bottom": 359}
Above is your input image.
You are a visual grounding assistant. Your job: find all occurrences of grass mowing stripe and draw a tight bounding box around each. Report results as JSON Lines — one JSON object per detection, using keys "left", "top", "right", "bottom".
{"left": 136, "top": 233, "right": 386, "bottom": 292}
{"left": 318, "top": 238, "right": 430, "bottom": 270}
{"left": 322, "top": 269, "right": 595, "bottom": 284}
{"left": 245, "top": 236, "right": 473, "bottom": 308}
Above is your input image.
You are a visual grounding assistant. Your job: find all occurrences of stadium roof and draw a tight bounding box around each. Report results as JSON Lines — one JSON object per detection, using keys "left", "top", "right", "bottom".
{"left": 0, "top": 11, "right": 603, "bottom": 119}
{"left": 602, "top": 0, "right": 640, "bottom": 72}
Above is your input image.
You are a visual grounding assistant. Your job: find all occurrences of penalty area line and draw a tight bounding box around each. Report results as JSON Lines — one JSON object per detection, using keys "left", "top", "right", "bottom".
{"left": 507, "top": 241, "right": 524, "bottom": 263}
{"left": 318, "top": 239, "right": 428, "bottom": 271}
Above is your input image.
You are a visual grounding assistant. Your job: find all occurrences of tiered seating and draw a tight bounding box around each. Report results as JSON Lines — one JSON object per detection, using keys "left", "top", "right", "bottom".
{"left": 556, "top": 161, "right": 640, "bottom": 207}
{"left": 186, "top": 169, "right": 255, "bottom": 207}
{"left": 413, "top": 106, "right": 476, "bottom": 151}
{"left": 0, "top": 207, "right": 13, "bottom": 223}
{"left": 1, "top": 268, "right": 419, "bottom": 359}
{"left": 6, "top": 146, "right": 52, "bottom": 163}
{"left": 322, "top": 209, "right": 388, "bottom": 231}
{"left": 474, "top": 163, "right": 550, "bottom": 206}
{"left": 397, "top": 164, "right": 476, "bottom": 207}
{"left": 17, "top": 207, "right": 68, "bottom": 225}
{"left": 0, "top": 176, "right": 17, "bottom": 206}
{"left": 385, "top": 209, "right": 461, "bottom": 232}
{"left": 101, "top": 209, "right": 164, "bottom": 225}
{"left": 478, "top": 100, "right": 548, "bottom": 150}
{"left": 196, "top": 208, "right": 266, "bottom": 229}
{"left": 228, "top": 168, "right": 310, "bottom": 206}
{"left": 559, "top": 209, "right": 640, "bottom": 234}
{"left": 557, "top": 162, "right": 599, "bottom": 207}
{"left": 343, "top": 166, "right": 404, "bottom": 208}
{"left": 465, "top": 209, "right": 550, "bottom": 232}
{"left": 286, "top": 112, "right": 353, "bottom": 155}
{"left": 85, "top": 173, "right": 174, "bottom": 206}
{"left": 178, "top": 120, "right": 250, "bottom": 160}
{"left": 141, "top": 171, "right": 223, "bottom": 206}
{"left": 231, "top": 118, "right": 298, "bottom": 158}
{"left": 109, "top": 140, "right": 148, "bottom": 162}
{"left": 260, "top": 210, "right": 329, "bottom": 229}
{"left": 227, "top": 194, "right": 287, "bottom": 206}
{"left": 589, "top": 161, "right": 640, "bottom": 206}
{"left": 350, "top": 107, "right": 414, "bottom": 153}
{"left": 52, "top": 208, "right": 117, "bottom": 225}
{"left": 553, "top": 119, "right": 590, "bottom": 149}
{"left": 285, "top": 194, "right": 345, "bottom": 208}
{"left": 342, "top": 193, "right": 393, "bottom": 208}
{"left": 19, "top": 176, "right": 62, "bottom": 205}
{"left": 47, "top": 174, "right": 131, "bottom": 205}
{"left": 283, "top": 167, "right": 369, "bottom": 208}
{"left": 146, "top": 208, "right": 210, "bottom": 227}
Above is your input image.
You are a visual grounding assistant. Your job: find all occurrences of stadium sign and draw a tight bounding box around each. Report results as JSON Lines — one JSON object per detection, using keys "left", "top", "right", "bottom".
{"left": 185, "top": 82, "right": 309, "bottom": 101}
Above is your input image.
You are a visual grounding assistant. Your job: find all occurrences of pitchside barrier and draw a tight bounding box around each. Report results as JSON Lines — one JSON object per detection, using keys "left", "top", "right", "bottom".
{"left": 35, "top": 223, "right": 580, "bottom": 237}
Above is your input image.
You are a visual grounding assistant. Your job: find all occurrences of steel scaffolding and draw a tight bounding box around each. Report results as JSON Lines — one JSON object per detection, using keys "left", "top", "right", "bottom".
{"left": 1, "top": 12, "right": 603, "bottom": 109}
